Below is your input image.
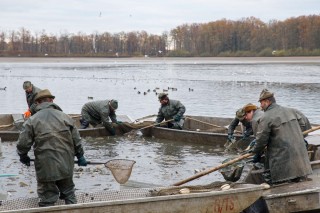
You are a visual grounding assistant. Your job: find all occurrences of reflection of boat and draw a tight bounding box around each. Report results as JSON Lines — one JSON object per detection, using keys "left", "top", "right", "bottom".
{"left": 0, "top": 183, "right": 264, "bottom": 212}
{"left": 139, "top": 115, "right": 251, "bottom": 147}
{"left": 244, "top": 159, "right": 320, "bottom": 212}
{"left": 0, "top": 114, "right": 133, "bottom": 141}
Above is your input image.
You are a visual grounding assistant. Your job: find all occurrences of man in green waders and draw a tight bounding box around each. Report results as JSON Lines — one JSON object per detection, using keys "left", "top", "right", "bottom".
{"left": 17, "top": 89, "right": 87, "bottom": 207}
{"left": 250, "top": 89, "right": 312, "bottom": 184}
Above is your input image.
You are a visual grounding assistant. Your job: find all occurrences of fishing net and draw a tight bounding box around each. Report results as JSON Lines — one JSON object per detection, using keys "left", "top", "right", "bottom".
{"left": 219, "top": 158, "right": 245, "bottom": 182}
{"left": 105, "top": 159, "right": 136, "bottom": 184}
{"left": 224, "top": 137, "right": 253, "bottom": 153}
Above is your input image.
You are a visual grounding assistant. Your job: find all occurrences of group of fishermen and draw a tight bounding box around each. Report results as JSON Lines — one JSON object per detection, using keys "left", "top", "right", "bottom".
{"left": 227, "top": 89, "right": 312, "bottom": 184}
{"left": 17, "top": 81, "right": 186, "bottom": 207}
{"left": 17, "top": 80, "right": 312, "bottom": 207}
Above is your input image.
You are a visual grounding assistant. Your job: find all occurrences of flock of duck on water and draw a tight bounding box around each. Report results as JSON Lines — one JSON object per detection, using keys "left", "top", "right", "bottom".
{"left": 134, "top": 87, "right": 194, "bottom": 95}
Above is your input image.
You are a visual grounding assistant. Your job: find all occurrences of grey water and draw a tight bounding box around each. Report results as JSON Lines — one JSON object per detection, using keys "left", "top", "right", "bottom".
{"left": 0, "top": 57, "right": 320, "bottom": 199}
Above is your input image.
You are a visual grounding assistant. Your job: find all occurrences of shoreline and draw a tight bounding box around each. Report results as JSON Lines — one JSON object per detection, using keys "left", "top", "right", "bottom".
{"left": 1, "top": 56, "right": 320, "bottom": 64}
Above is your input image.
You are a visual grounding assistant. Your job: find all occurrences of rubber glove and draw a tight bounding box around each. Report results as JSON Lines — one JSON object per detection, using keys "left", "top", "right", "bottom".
{"left": 248, "top": 139, "right": 256, "bottom": 148}
{"left": 24, "top": 110, "right": 31, "bottom": 119}
{"left": 19, "top": 154, "right": 31, "bottom": 166}
{"left": 242, "top": 131, "right": 251, "bottom": 139}
{"left": 77, "top": 156, "right": 87, "bottom": 166}
{"left": 109, "top": 127, "right": 116, "bottom": 136}
{"left": 173, "top": 115, "right": 181, "bottom": 122}
{"left": 252, "top": 153, "right": 261, "bottom": 163}
{"left": 227, "top": 134, "right": 234, "bottom": 142}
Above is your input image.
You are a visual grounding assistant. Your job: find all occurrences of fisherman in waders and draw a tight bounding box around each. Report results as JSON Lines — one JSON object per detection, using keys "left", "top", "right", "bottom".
{"left": 250, "top": 89, "right": 312, "bottom": 184}
{"left": 17, "top": 89, "right": 87, "bottom": 207}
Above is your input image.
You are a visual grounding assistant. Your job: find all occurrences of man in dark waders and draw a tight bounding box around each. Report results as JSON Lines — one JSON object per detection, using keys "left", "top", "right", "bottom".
{"left": 80, "top": 99, "right": 122, "bottom": 135}
{"left": 250, "top": 89, "right": 312, "bottom": 184}
{"left": 17, "top": 89, "right": 87, "bottom": 207}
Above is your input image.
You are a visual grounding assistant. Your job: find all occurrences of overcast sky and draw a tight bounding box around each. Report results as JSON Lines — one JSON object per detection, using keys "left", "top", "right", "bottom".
{"left": 1, "top": 0, "right": 319, "bottom": 35}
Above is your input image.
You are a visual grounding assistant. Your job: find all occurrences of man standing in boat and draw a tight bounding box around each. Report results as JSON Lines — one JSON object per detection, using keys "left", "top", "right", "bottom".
{"left": 80, "top": 99, "right": 122, "bottom": 136}
{"left": 16, "top": 89, "right": 87, "bottom": 207}
{"left": 250, "top": 88, "right": 312, "bottom": 184}
{"left": 23, "top": 81, "right": 41, "bottom": 118}
{"left": 155, "top": 93, "right": 186, "bottom": 129}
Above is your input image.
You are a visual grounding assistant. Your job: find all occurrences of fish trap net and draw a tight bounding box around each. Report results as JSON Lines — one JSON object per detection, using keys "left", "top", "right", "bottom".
{"left": 219, "top": 158, "right": 245, "bottom": 182}
{"left": 105, "top": 159, "right": 136, "bottom": 184}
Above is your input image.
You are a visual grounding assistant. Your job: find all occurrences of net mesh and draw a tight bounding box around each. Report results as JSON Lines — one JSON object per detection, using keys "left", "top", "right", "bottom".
{"left": 0, "top": 182, "right": 237, "bottom": 211}
{"left": 105, "top": 159, "right": 136, "bottom": 184}
{"left": 0, "top": 188, "right": 153, "bottom": 211}
{"left": 219, "top": 158, "right": 245, "bottom": 182}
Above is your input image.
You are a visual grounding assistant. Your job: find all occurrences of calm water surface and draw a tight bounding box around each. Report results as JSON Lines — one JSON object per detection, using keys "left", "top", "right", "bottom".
{"left": 1, "top": 57, "right": 320, "bottom": 199}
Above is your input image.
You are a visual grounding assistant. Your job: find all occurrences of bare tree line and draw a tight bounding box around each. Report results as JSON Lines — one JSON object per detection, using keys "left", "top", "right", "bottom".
{"left": 1, "top": 15, "right": 320, "bottom": 57}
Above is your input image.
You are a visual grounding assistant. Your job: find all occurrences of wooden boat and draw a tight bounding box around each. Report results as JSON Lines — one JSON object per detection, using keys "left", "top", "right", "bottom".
{"left": 139, "top": 115, "right": 252, "bottom": 147}
{"left": 244, "top": 159, "right": 320, "bottom": 213}
{"left": 0, "top": 183, "right": 264, "bottom": 213}
{"left": 0, "top": 114, "right": 134, "bottom": 141}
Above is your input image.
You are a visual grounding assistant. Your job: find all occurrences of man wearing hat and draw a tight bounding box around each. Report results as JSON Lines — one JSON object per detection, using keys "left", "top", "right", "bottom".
{"left": 155, "top": 93, "right": 186, "bottom": 129}
{"left": 250, "top": 88, "right": 312, "bottom": 184}
{"left": 80, "top": 99, "right": 121, "bottom": 135}
{"left": 227, "top": 107, "right": 253, "bottom": 143}
{"left": 241, "top": 103, "right": 264, "bottom": 162}
{"left": 16, "top": 89, "right": 87, "bottom": 207}
{"left": 22, "top": 81, "right": 41, "bottom": 118}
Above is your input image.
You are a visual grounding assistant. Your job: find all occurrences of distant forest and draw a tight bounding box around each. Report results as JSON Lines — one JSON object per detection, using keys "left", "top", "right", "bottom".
{"left": 1, "top": 15, "right": 320, "bottom": 57}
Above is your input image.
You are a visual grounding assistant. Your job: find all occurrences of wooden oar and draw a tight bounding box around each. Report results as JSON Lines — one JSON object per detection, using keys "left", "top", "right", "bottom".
{"left": 185, "top": 116, "right": 242, "bottom": 134}
{"left": 173, "top": 153, "right": 252, "bottom": 186}
{"left": 303, "top": 126, "right": 320, "bottom": 135}
{"left": 185, "top": 116, "right": 227, "bottom": 129}
{"left": 124, "top": 119, "right": 174, "bottom": 136}
{"left": 0, "top": 174, "right": 18, "bottom": 178}
{"left": 0, "top": 123, "right": 14, "bottom": 128}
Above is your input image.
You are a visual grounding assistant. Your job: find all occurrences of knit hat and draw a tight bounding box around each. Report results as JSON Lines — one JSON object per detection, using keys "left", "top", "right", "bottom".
{"left": 259, "top": 89, "right": 274, "bottom": 101}
{"left": 236, "top": 108, "right": 246, "bottom": 121}
{"left": 243, "top": 103, "right": 258, "bottom": 112}
{"left": 23, "top": 81, "right": 32, "bottom": 90}
{"left": 34, "top": 89, "right": 55, "bottom": 101}
{"left": 109, "top": 99, "right": 118, "bottom": 110}
{"left": 158, "top": 93, "right": 168, "bottom": 100}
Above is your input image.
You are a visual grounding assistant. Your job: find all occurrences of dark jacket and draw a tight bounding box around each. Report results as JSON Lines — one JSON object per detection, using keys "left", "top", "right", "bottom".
{"left": 227, "top": 118, "right": 252, "bottom": 136}
{"left": 17, "top": 102, "right": 85, "bottom": 182}
{"left": 252, "top": 103, "right": 312, "bottom": 183}
{"left": 156, "top": 99, "right": 186, "bottom": 123}
{"left": 251, "top": 109, "right": 264, "bottom": 136}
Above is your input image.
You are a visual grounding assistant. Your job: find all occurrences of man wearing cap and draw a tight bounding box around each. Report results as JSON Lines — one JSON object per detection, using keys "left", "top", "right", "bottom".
{"left": 16, "top": 89, "right": 87, "bottom": 207}
{"left": 251, "top": 88, "right": 312, "bottom": 184}
{"left": 156, "top": 93, "right": 186, "bottom": 129}
{"left": 227, "top": 107, "right": 253, "bottom": 143}
{"left": 80, "top": 99, "right": 121, "bottom": 136}
{"left": 22, "top": 81, "right": 41, "bottom": 118}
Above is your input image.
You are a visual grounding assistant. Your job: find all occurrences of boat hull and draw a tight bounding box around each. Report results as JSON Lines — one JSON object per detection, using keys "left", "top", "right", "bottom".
{"left": 244, "top": 160, "right": 320, "bottom": 213}
{"left": 0, "top": 114, "right": 133, "bottom": 141}
{"left": 141, "top": 115, "right": 250, "bottom": 147}
{"left": 0, "top": 184, "right": 264, "bottom": 213}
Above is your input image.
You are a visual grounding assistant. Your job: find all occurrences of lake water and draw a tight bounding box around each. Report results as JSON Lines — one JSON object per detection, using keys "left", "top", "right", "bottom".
{"left": 1, "top": 57, "right": 320, "bottom": 199}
